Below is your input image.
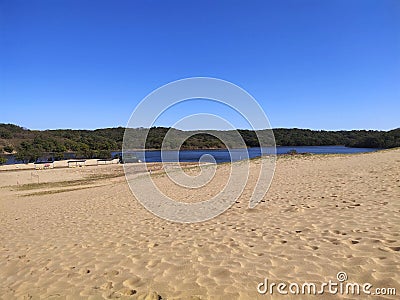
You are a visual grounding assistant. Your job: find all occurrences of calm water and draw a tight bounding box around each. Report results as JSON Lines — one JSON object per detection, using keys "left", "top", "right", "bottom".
{"left": 4, "top": 146, "right": 380, "bottom": 165}
{"left": 117, "top": 146, "right": 380, "bottom": 164}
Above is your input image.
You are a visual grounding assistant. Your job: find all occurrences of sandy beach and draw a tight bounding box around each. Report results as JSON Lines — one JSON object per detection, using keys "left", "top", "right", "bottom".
{"left": 0, "top": 149, "right": 399, "bottom": 299}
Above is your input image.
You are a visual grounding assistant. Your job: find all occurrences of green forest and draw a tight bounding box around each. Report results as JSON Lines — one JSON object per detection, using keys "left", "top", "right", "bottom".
{"left": 0, "top": 123, "right": 399, "bottom": 163}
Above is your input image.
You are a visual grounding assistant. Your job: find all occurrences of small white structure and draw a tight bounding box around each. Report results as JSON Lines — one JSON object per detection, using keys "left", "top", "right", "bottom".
{"left": 67, "top": 160, "right": 86, "bottom": 168}
{"left": 97, "top": 158, "right": 118, "bottom": 165}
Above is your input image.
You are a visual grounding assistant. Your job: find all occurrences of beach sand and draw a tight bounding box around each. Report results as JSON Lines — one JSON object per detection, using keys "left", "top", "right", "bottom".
{"left": 0, "top": 149, "right": 399, "bottom": 299}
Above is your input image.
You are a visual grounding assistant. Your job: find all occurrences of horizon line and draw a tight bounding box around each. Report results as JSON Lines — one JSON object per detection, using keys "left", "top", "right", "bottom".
{"left": 1, "top": 123, "right": 398, "bottom": 132}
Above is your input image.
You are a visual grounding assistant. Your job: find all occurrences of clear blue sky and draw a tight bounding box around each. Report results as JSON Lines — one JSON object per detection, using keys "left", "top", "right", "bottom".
{"left": 1, "top": 0, "right": 399, "bottom": 130}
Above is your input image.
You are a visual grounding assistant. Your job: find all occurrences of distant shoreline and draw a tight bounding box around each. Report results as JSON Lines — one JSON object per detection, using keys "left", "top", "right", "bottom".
{"left": 1, "top": 145, "right": 382, "bottom": 167}
{"left": 1, "top": 124, "right": 398, "bottom": 164}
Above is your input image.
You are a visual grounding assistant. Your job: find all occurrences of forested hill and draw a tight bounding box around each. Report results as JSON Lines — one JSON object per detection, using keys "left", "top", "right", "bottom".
{"left": 0, "top": 124, "right": 399, "bottom": 161}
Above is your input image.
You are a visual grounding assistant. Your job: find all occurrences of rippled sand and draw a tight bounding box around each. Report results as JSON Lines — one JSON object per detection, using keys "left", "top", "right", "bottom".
{"left": 1, "top": 149, "right": 399, "bottom": 299}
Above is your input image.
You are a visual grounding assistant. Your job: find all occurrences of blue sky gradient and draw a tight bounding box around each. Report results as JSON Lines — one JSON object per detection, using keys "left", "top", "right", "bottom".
{"left": 1, "top": 0, "right": 399, "bottom": 130}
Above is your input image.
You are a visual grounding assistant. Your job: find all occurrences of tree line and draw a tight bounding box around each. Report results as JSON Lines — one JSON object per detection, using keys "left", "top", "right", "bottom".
{"left": 0, "top": 123, "right": 399, "bottom": 163}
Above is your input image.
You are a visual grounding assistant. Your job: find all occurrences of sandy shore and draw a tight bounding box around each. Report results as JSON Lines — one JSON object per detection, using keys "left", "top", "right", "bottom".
{"left": 0, "top": 149, "right": 399, "bottom": 299}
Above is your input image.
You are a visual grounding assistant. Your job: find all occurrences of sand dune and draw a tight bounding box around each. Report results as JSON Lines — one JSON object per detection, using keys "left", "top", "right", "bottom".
{"left": 0, "top": 149, "right": 399, "bottom": 299}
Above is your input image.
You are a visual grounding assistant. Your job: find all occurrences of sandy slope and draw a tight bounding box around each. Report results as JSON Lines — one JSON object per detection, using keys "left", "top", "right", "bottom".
{"left": 0, "top": 149, "right": 399, "bottom": 299}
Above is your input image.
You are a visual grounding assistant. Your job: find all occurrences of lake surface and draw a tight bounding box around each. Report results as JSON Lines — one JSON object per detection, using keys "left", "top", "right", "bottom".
{"left": 3, "top": 146, "right": 380, "bottom": 165}
{"left": 117, "top": 146, "right": 380, "bottom": 164}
